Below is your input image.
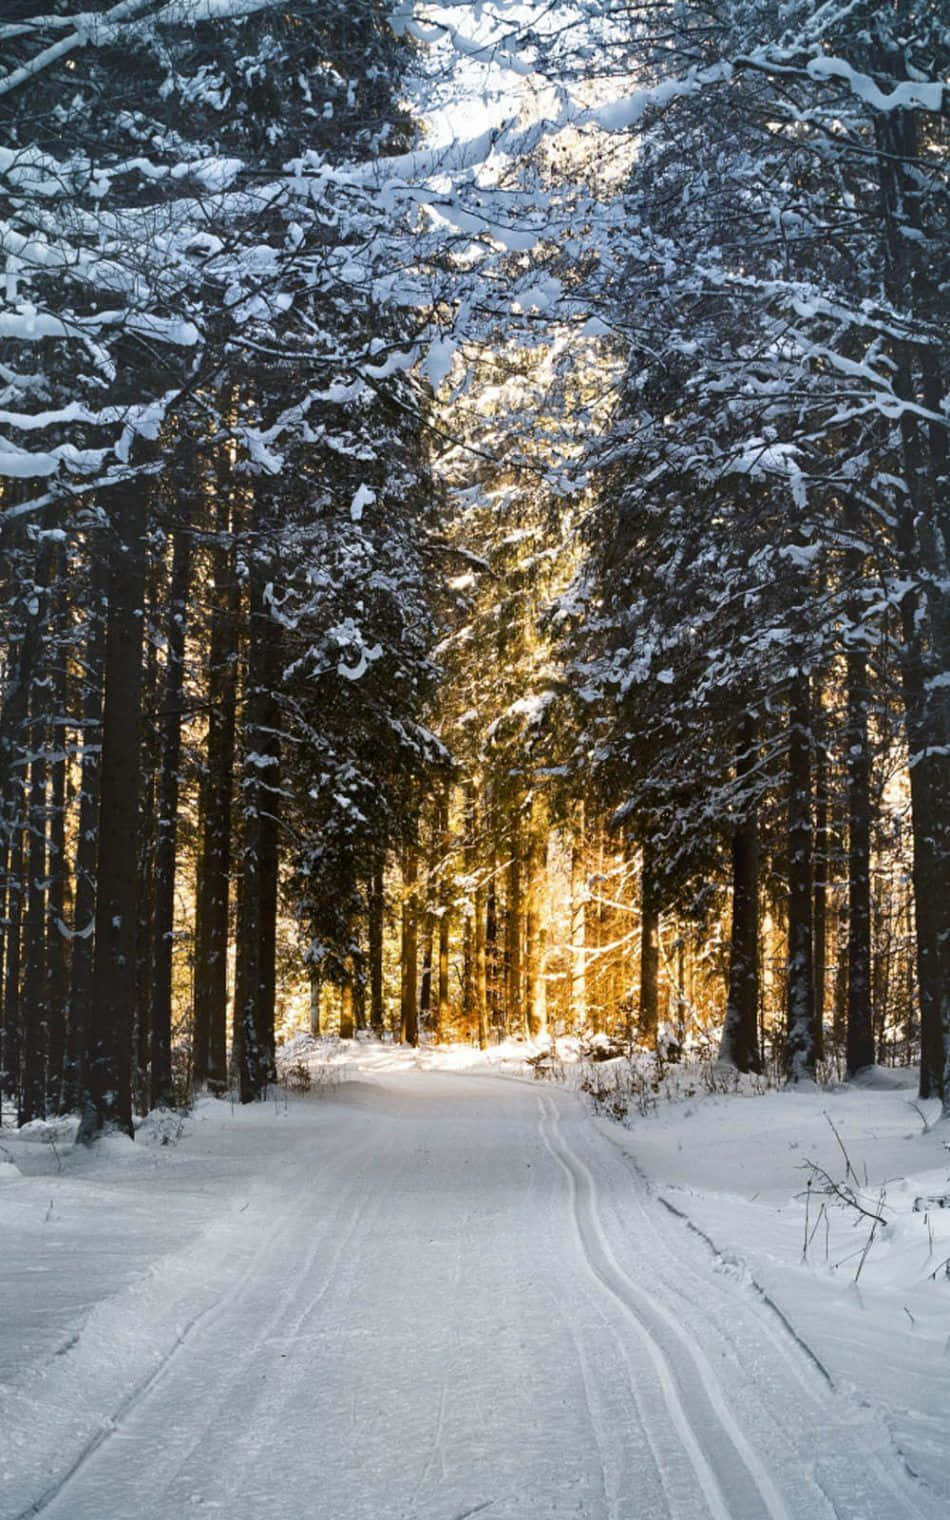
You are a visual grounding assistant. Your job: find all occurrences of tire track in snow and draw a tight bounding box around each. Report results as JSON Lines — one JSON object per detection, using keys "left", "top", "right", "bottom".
{"left": 537, "top": 1094, "right": 795, "bottom": 1520}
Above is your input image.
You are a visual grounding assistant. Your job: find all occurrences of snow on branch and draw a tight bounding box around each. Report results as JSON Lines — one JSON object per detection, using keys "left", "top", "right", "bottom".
{"left": 736, "top": 49, "right": 946, "bottom": 113}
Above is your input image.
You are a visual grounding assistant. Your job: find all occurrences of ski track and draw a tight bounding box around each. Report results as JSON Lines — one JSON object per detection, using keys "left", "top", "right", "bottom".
{"left": 4, "top": 1073, "right": 945, "bottom": 1520}
{"left": 589, "top": 1116, "right": 940, "bottom": 1520}
{"left": 537, "top": 1094, "right": 794, "bottom": 1520}
{"left": 12, "top": 1123, "right": 384, "bottom": 1520}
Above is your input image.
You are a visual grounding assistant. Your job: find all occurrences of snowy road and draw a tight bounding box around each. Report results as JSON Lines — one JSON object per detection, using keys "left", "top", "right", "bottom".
{"left": 3, "top": 1073, "right": 943, "bottom": 1520}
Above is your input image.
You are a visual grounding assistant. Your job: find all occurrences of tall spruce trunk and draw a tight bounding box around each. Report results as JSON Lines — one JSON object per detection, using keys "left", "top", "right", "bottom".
{"left": 486, "top": 856, "right": 499, "bottom": 1035}
{"left": 785, "top": 669, "right": 816, "bottom": 1080}
{"left": 45, "top": 564, "right": 70, "bottom": 1113}
{"left": 309, "top": 969, "right": 322, "bottom": 1037}
{"left": 78, "top": 485, "right": 147, "bottom": 1142}
{"left": 875, "top": 104, "right": 950, "bottom": 1106}
{"left": 525, "top": 806, "right": 547, "bottom": 1040}
{"left": 570, "top": 800, "right": 587, "bottom": 1028}
{"left": 586, "top": 817, "right": 604, "bottom": 1031}
{"left": 639, "top": 837, "right": 659, "bottom": 1046}
{"left": 2, "top": 823, "right": 24, "bottom": 1105}
{"left": 475, "top": 878, "right": 488, "bottom": 1049}
{"left": 135, "top": 612, "right": 160, "bottom": 1104}
{"left": 233, "top": 797, "right": 262, "bottom": 1098}
{"left": 467, "top": 787, "right": 488, "bottom": 1048}
{"left": 460, "top": 788, "right": 474, "bottom": 1030}
{"left": 339, "top": 975, "right": 355, "bottom": 1041}
{"left": 506, "top": 807, "right": 525, "bottom": 1037}
{"left": 845, "top": 633, "right": 875, "bottom": 1077}
{"left": 256, "top": 574, "right": 282, "bottom": 1085}
{"left": 233, "top": 567, "right": 282, "bottom": 1101}
{"left": 0, "top": 829, "right": 7, "bottom": 1100}
{"left": 0, "top": 534, "right": 51, "bottom": 1109}
{"left": 65, "top": 559, "right": 107, "bottom": 1111}
{"left": 400, "top": 837, "right": 419, "bottom": 1045}
{"left": 812, "top": 712, "right": 828, "bottom": 1063}
{"left": 257, "top": 776, "right": 280, "bottom": 1081}
{"left": 20, "top": 698, "right": 48, "bottom": 1124}
{"left": 419, "top": 915, "right": 434, "bottom": 1027}
{"left": 149, "top": 522, "right": 192, "bottom": 1109}
{"left": 718, "top": 715, "right": 761, "bottom": 1072}
{"left": 257, "top": 715, "right": 280, "bottom": 1085}
{"left": 18, "top": 542, "right": 54, "bottom": 1124}
{"left": 369, "top": 848, "right": 385, "bottom": 1034}
{"left": 436, "top": 791, "right": 450, "bottom": 1040}
{"left": 193, "top": 507, "right": 237, "bottom": 1093}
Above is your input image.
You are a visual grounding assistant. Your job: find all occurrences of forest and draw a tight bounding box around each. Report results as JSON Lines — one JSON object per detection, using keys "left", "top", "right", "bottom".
{"left": 0, "top": 0, "right": 947, "bottom": 1140}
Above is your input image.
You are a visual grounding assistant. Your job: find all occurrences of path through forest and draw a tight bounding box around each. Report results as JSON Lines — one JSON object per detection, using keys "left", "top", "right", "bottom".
{"left": 3, "top": 1074, "right": 943, "bottom": 1520}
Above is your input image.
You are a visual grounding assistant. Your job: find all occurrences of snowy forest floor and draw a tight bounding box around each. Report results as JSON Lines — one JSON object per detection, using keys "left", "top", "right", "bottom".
{"left": 1, "top": 1046, "right": 948, "bottom": 1520}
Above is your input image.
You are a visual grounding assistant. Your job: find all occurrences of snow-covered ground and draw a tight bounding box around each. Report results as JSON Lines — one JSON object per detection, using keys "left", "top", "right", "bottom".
{"left": 584, "top": 1062, "right": 950, "bottom": 1500}
{"left": 1, "top": 1042, "right": 947, "bottom": 1519}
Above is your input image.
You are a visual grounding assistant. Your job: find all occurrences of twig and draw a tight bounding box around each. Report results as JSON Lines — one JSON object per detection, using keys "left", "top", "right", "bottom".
{"left": 799, "top": 1160, "right": 888, "bottom": 1226}
{"left": 823, "top": 1111, "right": 858, "bottom": 1184}
{"left": 854, "top": 1188, "right": 887, "bottom": 1283}
{"left": 806, "top": 1199, "right": 828, "bottom": 1257}
{"left": 906, "top": 1100, "right": 932, "bottom": 1135}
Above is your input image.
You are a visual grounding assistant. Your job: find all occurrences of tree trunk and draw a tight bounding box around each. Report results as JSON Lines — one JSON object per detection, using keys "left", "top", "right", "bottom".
{"left": 586, "top": 816, "right": 604, "bottom": 1032}
{"left": 0, "top": 828, "right": 7, "bottom": 1101}
{"left": 844, "top": 634, "right": 875, "bottom": 1076}
{"left": 874, "top": 104, "right": 950, "bottom": 1107}
{"left": 134, "top": 606, "right": 160, "bottom": 1106}
{"left": 0, "top": 534, "right": 52, "bottom": 1107}
{"left": 45, "top": 564, "right": 70, "bottom": 1113}
{"left": 437, "top": 913, "right": 450, "bottom": 1042}
{"left": 78, "top": 484, "right": 147, "bottom": 1142}
{"left": 506, "top": 808, "right": 525, "bottom": 1037}
{"left": 419, "top": 916, "right": 434, "bottom": 1027}
{"left": 369, "top": 848, "right": 385, "bottom": 1034}
{"left": 475, "top": 875, "right": 488, "bottom": 1049}
{"left": 65, "top": 557, "right": 107, "bottom": 1112}
{"left": 639, "top": 836, "right": 659, "bottom": 1046}
{"left": 435, "top": 790, "right": 450, "bottom": 1041}
{"left": 149, "top": 521, "right": 192, "bottom": 1109}
{"left": 232, "top": 800, "right": 261, "bottom": 1100}
{"left": 467, "top": 786, "right": 488, "bottom": 1048}
{"left": 400, "top": 838, "right": 419, "bottom": 1045}
{"left": 570, "top": 800, "right": 587, "bottom": 1028}
{"left": 2, "top": 823, "right": 24, "bottom": 1107}
{"left": 486, "top": 858, "right": 499, "bottom": 1036}
{"left": 257, "top": 763, "right": 280, "bottom": 1083}
{"left": 719, "top": 715, "right": 761, "bottom": 1072}
{"left": 255, "top": 592, "right": 282, "bottom": 1086}
{"left": 20, "top": 692, "right": 48, "bottom": 1124}
{"left": 339, "top": 973, "right": 355, "bottom": 1041}
{"left": 813, "top": 713, "right": 828, "bottom": 1063}
{"left": 17, "top": 541, "right": 55, "bottom": 1124}
{"left": 233, "top": 563, "right": 281, "bottom": 1102}
{"left": 525, "top": 807, "right": 547, "bottom": 1040}
{"left": 193, "top": 503, "right": 237, "bottom": 1093}
{"left": 785, "top": 669, "right": 816, "bottom": 1081}
{"left": 354, "top": 964, "right": 367, "bottom": 1033}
